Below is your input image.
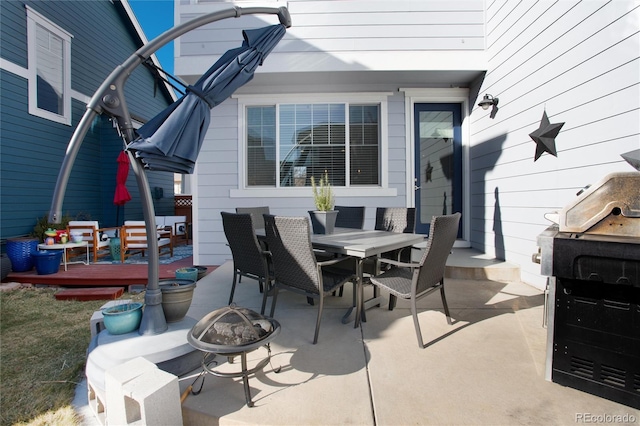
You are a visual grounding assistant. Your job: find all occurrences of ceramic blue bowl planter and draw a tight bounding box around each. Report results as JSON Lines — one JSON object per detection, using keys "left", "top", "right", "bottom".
{"left": 102, "top": 302, "right": 144, "bottom": 334}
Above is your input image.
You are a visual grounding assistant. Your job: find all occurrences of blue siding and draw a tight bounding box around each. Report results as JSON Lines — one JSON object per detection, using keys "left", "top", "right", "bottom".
{"left": 0, "top": 0, "right": 174, "bottom": 244}
{"left": 0, "top": 1, "right": 28, "bottom": 68}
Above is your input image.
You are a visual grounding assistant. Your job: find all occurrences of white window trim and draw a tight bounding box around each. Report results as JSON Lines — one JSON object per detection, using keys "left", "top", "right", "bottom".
{"left": 26, "top": 6, "right": 73, "bottom": 125}
{"left": 230, "top": 92, "right": 396, "bottom": 198}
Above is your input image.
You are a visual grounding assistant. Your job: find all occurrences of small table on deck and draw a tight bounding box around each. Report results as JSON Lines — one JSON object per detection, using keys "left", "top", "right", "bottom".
{"left": 37, "top": 241, "right": 89, "bottom": 271}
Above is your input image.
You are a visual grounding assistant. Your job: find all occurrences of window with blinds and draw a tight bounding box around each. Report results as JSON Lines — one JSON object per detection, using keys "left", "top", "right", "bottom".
{"left": 26, "top": 6, "right": 72, "bottom": 125}
{"left": 247, "top": 103, "right": 380, "bottom": 188}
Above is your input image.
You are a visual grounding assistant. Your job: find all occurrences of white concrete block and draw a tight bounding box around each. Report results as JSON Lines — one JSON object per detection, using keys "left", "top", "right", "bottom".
{"left": 105, "top": 357, "right": 182, "bottom": 425}
{"left": 105, "top": 357, "right": 157, "bottom": 425}
{"left": 90, "top": 310, "right": 105, "bottom": 338}
{"left": 119, "top": 369, "right": 182, "bottom": 425}
{"left": 87, "top": 379, "right": 106, "bottom": 425}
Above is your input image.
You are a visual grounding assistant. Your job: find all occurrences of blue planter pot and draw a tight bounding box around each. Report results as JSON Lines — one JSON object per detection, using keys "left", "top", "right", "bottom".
{"left": 33, "top": 250, "right": 63, "bottom": 275}
{"left": 6, "top": 238, "right": 39, "bottom": 272}
{"left": 102, "top": 302, "right": 144, "bottom": 334}
{"left": 175, "top": 267, "right": 198, "bottom": 282}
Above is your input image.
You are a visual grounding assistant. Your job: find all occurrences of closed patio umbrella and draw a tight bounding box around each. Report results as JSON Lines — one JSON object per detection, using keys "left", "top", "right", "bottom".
{"left": 114, "top": 150, "right": 132, "bottom": 206}
{"left": 127, "top": 23, "right": 286, "bottom": 174}
{"left": 113, "top": 150, "right": 132, "bottom": 228}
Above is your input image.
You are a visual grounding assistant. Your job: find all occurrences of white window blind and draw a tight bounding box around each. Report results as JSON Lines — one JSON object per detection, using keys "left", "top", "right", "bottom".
{"left": 247, "top": 103, "right": 380, "bottom": 188}
{"left": 26, "top": 6, "right": 72, "bottom": 125}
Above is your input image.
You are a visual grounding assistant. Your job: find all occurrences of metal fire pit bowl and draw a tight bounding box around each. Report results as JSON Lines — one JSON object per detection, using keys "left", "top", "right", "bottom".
{"left": 187, "top": 304, "right": 281, "bottom": 407}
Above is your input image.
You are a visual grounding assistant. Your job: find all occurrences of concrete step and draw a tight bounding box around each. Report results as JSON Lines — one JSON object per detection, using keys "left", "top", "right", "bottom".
{"left": 444, "top": 248, "right": 521, "bottom": 282}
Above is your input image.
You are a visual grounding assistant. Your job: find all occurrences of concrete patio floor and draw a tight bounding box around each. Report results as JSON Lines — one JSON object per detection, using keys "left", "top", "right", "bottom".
{"left": 76, "top": 249, "right": 640, "bottom": 425}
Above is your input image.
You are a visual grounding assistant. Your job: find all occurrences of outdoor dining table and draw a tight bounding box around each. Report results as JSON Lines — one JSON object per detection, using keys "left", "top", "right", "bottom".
{"left": 256, "top": 227, "right": 426, "bottom": 328}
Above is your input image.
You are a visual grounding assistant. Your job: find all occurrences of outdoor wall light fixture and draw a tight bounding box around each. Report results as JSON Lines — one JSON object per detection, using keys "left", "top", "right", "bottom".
{"left": 478, "top": 94, "right": 499, "bottom": 110}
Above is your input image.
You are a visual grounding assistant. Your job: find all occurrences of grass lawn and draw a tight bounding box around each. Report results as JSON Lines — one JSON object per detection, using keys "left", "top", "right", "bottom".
{"left": 0, "top": 286, "right": 141, "bottom": 425}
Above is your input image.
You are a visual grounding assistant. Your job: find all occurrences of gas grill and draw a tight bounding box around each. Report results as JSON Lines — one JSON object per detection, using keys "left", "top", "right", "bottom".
{"left": 534, "top": 172, "right": 640, "bottom": 409}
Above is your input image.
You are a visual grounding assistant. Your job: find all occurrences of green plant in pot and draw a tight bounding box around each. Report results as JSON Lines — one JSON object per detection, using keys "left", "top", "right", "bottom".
{"left": 31, "top": 213, "right": 73, "bottom": 242}
{"left": 309, "top": 172, "right": 338, "bottom": 234}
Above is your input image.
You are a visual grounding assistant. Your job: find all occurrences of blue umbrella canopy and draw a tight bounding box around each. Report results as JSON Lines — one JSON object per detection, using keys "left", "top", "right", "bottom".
{"left": 128, "top": 23, "right": 286, "bottom": 173}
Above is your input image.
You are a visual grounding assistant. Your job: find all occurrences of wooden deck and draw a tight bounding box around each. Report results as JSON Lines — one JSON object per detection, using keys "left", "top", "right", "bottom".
{"left": 4, "top": 256, "right": 218, "bottom": 288}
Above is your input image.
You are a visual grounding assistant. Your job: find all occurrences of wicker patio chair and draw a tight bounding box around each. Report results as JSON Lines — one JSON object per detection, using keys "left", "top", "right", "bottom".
{"left": 264, "top": 215, "right": 357, "bottom": 344}
{"left": 235, "top": 206, "right": 270, "bottom": 230}
{"left": 221, "top": 212, "right": 272, "bottom": 314}
{"left": 374, "top": 207, "right": 416, "bottom": 263}
{"left": 369, "top": 212, "right": 461, "bottom": 348}
{"left": 334, "top": 206, "right": 365, "bottom": 229}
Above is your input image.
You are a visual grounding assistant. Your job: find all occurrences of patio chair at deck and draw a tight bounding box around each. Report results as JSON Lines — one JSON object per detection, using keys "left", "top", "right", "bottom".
{"left": 66, "top": 221, "right": 119, "bottom": 263}
{"left": 316, "top": 206, "right": 365, "bottom": 298}
{"left": 362, "top": 207, "right": 418, "bottom": 280}
{"left": 221, "top": 212, "right": 272, "bottom": 314}
{"left": 264, "top": 215, "right": 357, "bottom": 344}
{"left": 372, "top": 207, "right": 418, "bottom": 268}
{"left": 120, "top": 220, "right": 173, "bottom": 263}
{"left": 369, "top": 212, "right": 461, "bottom": 348}
{"left": 334, "top": 206, "right": 365, "bottom": 229}
{"left": 236, "top": 206, "right": 270, "bottom": 230}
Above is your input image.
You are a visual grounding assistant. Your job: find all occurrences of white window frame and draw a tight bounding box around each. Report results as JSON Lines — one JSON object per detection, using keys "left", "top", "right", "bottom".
{"left": 26, "top": 6, "right": 73, "bottom": 125}
{"left": 231, "top": 92, "right": 396, "bottom": 198}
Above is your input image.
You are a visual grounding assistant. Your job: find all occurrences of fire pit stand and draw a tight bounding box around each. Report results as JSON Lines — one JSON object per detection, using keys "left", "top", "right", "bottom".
{"left": 200, "top": 346, "right": 275, "bottom": 407}
{"left": 187, "top": 305, "right": 281, "bottom": 407}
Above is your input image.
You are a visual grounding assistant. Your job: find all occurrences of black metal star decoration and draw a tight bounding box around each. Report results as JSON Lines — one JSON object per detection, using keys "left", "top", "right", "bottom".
{"left": 529, "top": 110, "right": 564, "bottom": 161}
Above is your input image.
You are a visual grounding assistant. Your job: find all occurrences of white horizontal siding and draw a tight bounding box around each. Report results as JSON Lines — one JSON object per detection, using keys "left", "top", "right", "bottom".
{"left": 183, "top": 0, "right": 640, "bottom": 288}
{"left": 194, "top": 92, "right": 410, "bottom": 266}
{"left": 470, "top": 0, "right": 640, "bottom": 289}
{"left": 177, "top": 0, "right": 486, "bottom": 77}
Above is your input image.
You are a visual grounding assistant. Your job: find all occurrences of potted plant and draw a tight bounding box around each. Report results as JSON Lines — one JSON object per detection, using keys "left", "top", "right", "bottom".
{"left": 102, "top": 302, "right": 144, "bottom": 334}
{"left": 309, "top": 172, "right": 338, "bottom": 234}
{"left": 30, "top": 213, "right": 72, "bottom": 243}
{"left": 159, "top": 279, "right": 197, "bottom": 322}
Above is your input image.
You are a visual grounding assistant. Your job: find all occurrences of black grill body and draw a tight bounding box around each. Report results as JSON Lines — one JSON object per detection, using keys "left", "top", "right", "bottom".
{"left": 551, "top": 235, "right": 640, "bottom": 409}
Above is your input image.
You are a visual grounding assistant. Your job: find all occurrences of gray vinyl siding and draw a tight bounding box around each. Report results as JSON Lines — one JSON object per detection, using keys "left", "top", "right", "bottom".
{"left": 177, "top": 0, "right": 486, "bottom": 77}
{"left": 196, "top": 92, "right": 410, "bottom": 266}
{"left": 183, "top": 0, "right": 639, "bottom": 286}
{"left": 469, "top": 0, "right": 640, "bottom": 287}
{"left": 181, "top": 0, "right": 486, "bottom": 266}
{"left": 0, "top": 0, "right": 174, "bottom": 242}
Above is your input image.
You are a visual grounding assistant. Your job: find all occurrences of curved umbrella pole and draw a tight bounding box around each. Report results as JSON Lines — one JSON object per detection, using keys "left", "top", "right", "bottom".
{"left": 48, "top": 6, "right": 291, "bottom": 335}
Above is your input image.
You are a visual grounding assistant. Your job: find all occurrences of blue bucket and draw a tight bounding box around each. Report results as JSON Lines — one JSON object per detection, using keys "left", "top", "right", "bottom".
{"left": 33, "top": 250, "right": 63, "bottom": 275}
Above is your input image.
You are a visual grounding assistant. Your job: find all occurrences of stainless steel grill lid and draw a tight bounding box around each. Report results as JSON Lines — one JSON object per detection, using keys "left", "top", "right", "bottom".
{"left": 187, "top": 304, "right": 280, "bottom": 353}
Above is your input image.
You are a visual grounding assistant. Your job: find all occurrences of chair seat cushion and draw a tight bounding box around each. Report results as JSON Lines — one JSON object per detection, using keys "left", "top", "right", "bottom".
{"left": 127, "top": 238, "right": 170, "bottom": 250}
{"left": 369, "top": 267, "right": 413, "bottom": 298}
